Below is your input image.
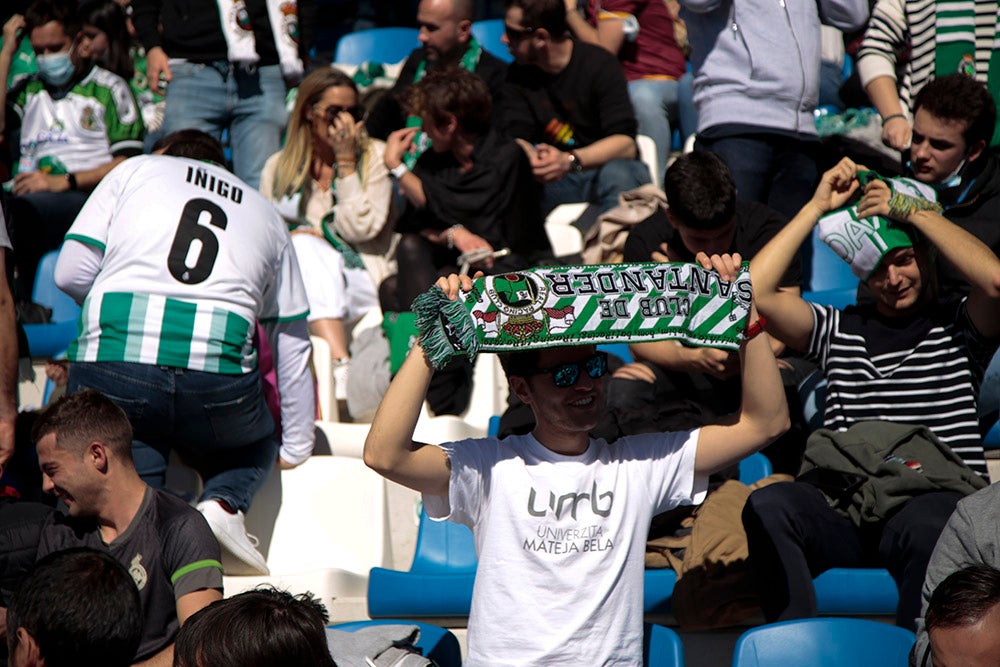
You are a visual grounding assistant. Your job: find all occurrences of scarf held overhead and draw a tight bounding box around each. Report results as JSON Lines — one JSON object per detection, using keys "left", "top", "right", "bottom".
{"left": 412, "top": 263, "right": 753, "bottom": 369}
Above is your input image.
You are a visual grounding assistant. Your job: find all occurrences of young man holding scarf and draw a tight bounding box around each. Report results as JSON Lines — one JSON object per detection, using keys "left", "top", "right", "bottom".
{"left": 365, "top": 0, "right": 509, "bottom": 146}
{"left": 364, "top": 261, "right": 790, "bottom": 665}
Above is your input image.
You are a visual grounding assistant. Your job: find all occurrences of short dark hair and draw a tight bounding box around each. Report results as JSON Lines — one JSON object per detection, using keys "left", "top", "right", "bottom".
{"left": 31, "top": 389, "right": 133, "bottom": 459}
{"left": 926, "top": 564, "right": 1000, "bottom": 633}
{"left": 913, "top": 74, "right": 997, "bottom": 149}
{"left": 152, "top": 129, "right": 228, "bottom": 168}
{"left": 503, "top": 0, "right": 569, "bottom": 38}
{"left": 498, "top": 349, "right": 542, "bottom": 379}
{"left": 404, "top": 67, "right": 491, "bottom": 138}
{"left": 7, "top": 547, "right": 142, "bottom": 667}
{"left": 664, "top": 151, "right": 737, "bottom": 230}
{"left": 174, "top": 587, "right": 338, "bottom": 667}
{"left": 25, "top": 0, "right": 81, "bottom": 38}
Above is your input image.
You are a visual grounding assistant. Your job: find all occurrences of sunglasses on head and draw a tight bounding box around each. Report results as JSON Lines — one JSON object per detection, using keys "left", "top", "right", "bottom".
{"left": 318, "top": 104, "right": 366, "bottom": 124}
{"left": 528, "top": 352, "right": 608, "bottom": 388}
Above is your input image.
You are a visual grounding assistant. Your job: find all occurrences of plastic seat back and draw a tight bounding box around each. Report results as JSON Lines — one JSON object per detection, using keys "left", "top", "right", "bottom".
{"left": 23, "top": 249, "right": 82, "bottom": 358}
{"left": 803, "top": 227, "right": 859, "bottom": 293}
{"left": 334, "top": 27, "right": 420, "bottom": 65}
{"left": 471, "top": 19, "right": 513, "bottom": 62}
{"left": 732, "top": 618, "right": 914, "bottom": 667}
{"left": 410, "top": 507, "right": 477, "bottom": 574}
{"left": 645, "top": 623, "right": 685, "bottom": 667}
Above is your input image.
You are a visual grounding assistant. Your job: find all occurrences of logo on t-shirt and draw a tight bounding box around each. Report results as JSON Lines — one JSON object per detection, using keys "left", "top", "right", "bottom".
{"left": 80, "top": 105, "right": 97, "bottom": 130}
{"left": 129, "top": 553, "right": 148, "bottom": 590}
{"left": 544, "top": 118, "right": 577, "bottom": 148}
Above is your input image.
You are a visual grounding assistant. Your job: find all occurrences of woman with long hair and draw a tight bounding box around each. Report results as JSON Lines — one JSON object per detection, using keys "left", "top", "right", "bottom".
{"left": 260, "top": 67, "right": 396, "bottom": 402}
{"left": 76, "top": 0, "right": 133, "bottom": 81}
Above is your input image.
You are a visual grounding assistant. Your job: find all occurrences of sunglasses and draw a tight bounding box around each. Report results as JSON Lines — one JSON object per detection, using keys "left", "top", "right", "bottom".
{"left": 528, "top": 352, "right": 608, "bottom": 388}
{"left": 318, "top": 104, "right": 366, "bottom": 124}
{"left": 504, "top": 24, "right": 536, "bottom": 42}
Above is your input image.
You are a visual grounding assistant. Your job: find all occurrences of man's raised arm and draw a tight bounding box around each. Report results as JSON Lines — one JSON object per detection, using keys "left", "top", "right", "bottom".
{"left": 363, "top": 277, "right": 464, "bottom": 496}
{"left": 749, "top": 158, "right": 861, "bottom": 351}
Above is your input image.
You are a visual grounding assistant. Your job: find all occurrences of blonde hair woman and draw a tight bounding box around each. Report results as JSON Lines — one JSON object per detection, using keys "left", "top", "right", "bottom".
{"left": 260, "top": 67, "right": 396, "bottom": 401}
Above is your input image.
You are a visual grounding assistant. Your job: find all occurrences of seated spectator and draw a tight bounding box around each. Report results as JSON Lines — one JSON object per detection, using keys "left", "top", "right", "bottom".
{"left": 857, "top": 0, "right": 1000, "bottom": 152}
{"left": 565, "top": 0, "right": 689, "bottom": 179}
{"left": 56, "top": 130, "right": 315, "bottom": 576}
{"left": 174, "top": 587, "right": 337, "bottom": 667}
{"left": 923, "top": 565, "right": 1000, "bottom": 667}
{"left": 499, "top": 0, "right": 651, "bottom": 215}
{"left": 365, "top": 0, "right": 508, "bottom": 144}
{"left": 382, "top": 66, "right": 549, "bottom": 312}
{"left": 6, "top": 547, "right": 143, "bottom": 667}
{"left": 679, "top": 0, "right": 867, "bottom": 218}
{"left": 23, "top": 390, "right": 223, "bottom": 665}
{"left": 0, "top": 0, "right": 143, "bottom": 299}
{"left": 261, "top": 67, "right": 396, "bottom": 400}
{"left": 742, "top": 158, "right": 1000, "bottom": 631}
{"left": 382, "top": 66, "right": 550, "bottom": 415}
{"left": 912, "top": 482, "right": 1000, "bottom": 665}
{"left": 0, "top": 205, "right": 14, "bottom": 476}
{"left": 76, "top": 0, "right": 133, "bottom": 82}
{"left": 604, "top": 151, "right": 808, "bottom": 474}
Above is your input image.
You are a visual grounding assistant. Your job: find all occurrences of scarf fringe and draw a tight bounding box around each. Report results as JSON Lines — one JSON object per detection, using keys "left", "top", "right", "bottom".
{"left": 412, "top": 286, "right": 480, "bottom": 369}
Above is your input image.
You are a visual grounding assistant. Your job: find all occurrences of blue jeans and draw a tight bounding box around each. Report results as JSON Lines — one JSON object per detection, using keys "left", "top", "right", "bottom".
{"left": 541, "top": 158, "right": 651, "bottom": 216}
{"left": 162, "top": 60, "right": 287, "bottom": 189}
{"left": 628, "top": 78, "right": 680, "bottom": 182}
{"left": 696, "top": 132, "right": 820, "bottom": 220}
{"left": 68, "top": 362, "right": 279, "bottom": 513}
{"left": 677, "top": 72, "right": 698, "bottom": 147}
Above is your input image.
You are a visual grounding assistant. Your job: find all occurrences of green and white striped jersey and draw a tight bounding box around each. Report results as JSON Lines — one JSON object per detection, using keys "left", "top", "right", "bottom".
{"left": 64, "top": 154, "right": 309, "bottom": 373}
{"left": 13, "top": 65, "right": 144, "bottom": 174}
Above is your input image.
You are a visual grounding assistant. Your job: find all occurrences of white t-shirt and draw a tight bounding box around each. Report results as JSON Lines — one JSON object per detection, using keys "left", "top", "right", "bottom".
{"left": 63, "top": 154, "right": 309, "bottom": 373}
{"left": 423, "top": 431, "right": 707, "bottom": 666}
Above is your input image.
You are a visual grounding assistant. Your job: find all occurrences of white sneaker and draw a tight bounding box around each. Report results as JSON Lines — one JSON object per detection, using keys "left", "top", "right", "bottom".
{"left": 333, "top": 357, "right": 350, "bottom": 401}
{"left": 197, "top": 500, "right": 269, "bottom": 576}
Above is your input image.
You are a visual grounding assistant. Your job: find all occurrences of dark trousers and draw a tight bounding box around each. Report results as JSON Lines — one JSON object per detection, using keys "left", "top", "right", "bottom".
{"left": 9, "top": 191, "right": 90, "bottom": 300}
{"left": 742, "top": 481, "right": 962, "bottom": 630}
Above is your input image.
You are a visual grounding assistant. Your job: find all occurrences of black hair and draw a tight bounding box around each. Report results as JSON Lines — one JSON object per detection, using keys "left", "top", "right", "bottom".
{"left": 6, "top": 547, "right": 142, "bottom": 667}
{"left": 926, "top": 564, "right": 1000, "bottom": 633}
{"left": 78, "top": 0, "right": 133, "bottom": 80}
{"left": 174, "top": 587, "right": 338, "bottom": 667}
{"left": 663, "top": 151, "right": 737, "bottom": 230}
{"left": 503, "top": 0, "right": 569, "bottom": 38}
{"left": 32, "top": 388, "right": 133, "bottom": 459}
{"left": 913, "top": 74, "right": 997, "bottom": 149}
{"left": 24, "top": 0, "right": 81, "bottom": 38}
{"left": 152, "top": 129, "right": 228, "bottom": 168}
{"left": 497, "top": 348, "right": 542, "bottom": 379}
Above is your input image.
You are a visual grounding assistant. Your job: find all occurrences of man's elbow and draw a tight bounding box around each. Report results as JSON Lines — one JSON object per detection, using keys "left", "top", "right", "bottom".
{"left": 362, "top": 439, "right": 392, "bottom": 476}
{"left": 760, "top": 409, "right": 791, "bottom": 446}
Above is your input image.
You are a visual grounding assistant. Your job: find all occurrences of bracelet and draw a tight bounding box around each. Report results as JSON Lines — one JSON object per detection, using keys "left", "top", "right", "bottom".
{"left": 881, "top": 113, "right": 907, "bottom": 125}
{"left": 65, "top": 172, "right": 78, "bottom": 191}
{"left": 389, "top": 163, "right": 408, "bottom": 179}
{"left": 446, "top": 224, "right": 464, "bottom": 250}
{"left": 745, "top": 315, "right": 767, "bottom": 340}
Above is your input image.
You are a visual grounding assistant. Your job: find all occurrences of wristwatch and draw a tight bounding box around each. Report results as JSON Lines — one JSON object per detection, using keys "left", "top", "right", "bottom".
{"left": 567, "top": 151, "right": 584, "bottom": 173}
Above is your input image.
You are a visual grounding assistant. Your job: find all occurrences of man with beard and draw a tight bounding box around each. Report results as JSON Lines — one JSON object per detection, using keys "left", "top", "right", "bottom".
{"left": 365, "top": 0, "right": 509, "bottom": 142}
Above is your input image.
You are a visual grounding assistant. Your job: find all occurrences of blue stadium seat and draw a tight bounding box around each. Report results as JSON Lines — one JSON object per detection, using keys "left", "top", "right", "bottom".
{"left": 813, "top": 568, "right": 899, "bottom": 615}
{"left": 471, "top": 19, "right": 513, "bottom": 62}
{"left": 599, "top": 342, "right": 635, "bottom": 364}
{"left": 732, "top": 617, "right": 914, "bottom": 666}
{"left": 368, "top": 453, "right": 774, "bottom": 618}
{"left": 328, "top": 620, "right": 462, "bottom": 667}
{"left": 984, "top": 419, "right": 1000, "bottom": 449}
{"left": 645, "top": 623, "right": 685, "bottom": 667}
{"left": 22, "top": 250, "right": 81, "bottom": 359}
{"left": 333, "top": 27, "right": 420, "bottom": 65}
{"left": 802, "top": 227, "right": 859, "bottom": 294}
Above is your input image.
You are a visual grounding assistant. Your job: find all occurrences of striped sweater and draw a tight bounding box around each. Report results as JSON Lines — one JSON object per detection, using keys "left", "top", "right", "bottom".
{"left": 807, "top": 300, "right": 996, "bottom": 476}
{"left": 857, "top": 0, "right": 998, "bottom": 114}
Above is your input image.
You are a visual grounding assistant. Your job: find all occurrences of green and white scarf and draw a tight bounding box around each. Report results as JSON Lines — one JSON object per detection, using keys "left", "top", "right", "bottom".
{"left": 286, "top": 176, "right": 365, "bottom": 271}
{"left": 935, "top": 0, "right": 1000, "bottom": 145}
{"left": 413, "top": 262, "right": 753, "bottom": 369}
{"left": 818, "top": 171, "right": 939, "bottom": 280}
{"left": 401, "top": 37, "right": 483, "bottom": 169}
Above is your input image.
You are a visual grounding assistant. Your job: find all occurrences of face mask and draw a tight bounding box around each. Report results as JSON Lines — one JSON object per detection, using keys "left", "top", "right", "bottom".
{"left": 36, "top": 51, "right": 75, "bottom": 87}
{"left": 906, "top": 158, "right": 967, "bottom": 190}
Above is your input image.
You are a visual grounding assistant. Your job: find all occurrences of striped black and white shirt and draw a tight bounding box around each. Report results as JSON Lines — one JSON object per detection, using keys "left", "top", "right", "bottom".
{"left": 857, "top": 0, "right": 999, "bottom": 114}
{"left": 807, "top": 299, "right": 996, "bottom": 476}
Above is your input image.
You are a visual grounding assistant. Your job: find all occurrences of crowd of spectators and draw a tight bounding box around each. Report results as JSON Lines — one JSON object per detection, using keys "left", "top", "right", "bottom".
{"left": 2, "top": 0, "right": 1000, "bottom": 663}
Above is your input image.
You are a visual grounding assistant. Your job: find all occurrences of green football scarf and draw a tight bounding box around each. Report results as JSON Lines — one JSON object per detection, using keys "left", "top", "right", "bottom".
{"left": 935, "top": 0, "right": 1000, "bottom": 146}
{"left": 817, "top": 170, "right": 939, "bottom": 280}
{"left": 412, "top": 262, "right": 753, "bottom": 369}
{"left": 401, "top": 37, "right": 483, "bottom": 169}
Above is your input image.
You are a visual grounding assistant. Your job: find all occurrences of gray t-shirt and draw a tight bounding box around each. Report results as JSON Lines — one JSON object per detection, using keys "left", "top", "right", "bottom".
{"left": 37, "top": 487, "right": 223, "bottom": 661}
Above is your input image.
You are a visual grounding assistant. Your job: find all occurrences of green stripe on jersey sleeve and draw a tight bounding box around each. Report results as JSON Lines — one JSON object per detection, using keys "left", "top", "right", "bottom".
{"left": 170, "top": 559, "right": 224, "bottom": 585}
